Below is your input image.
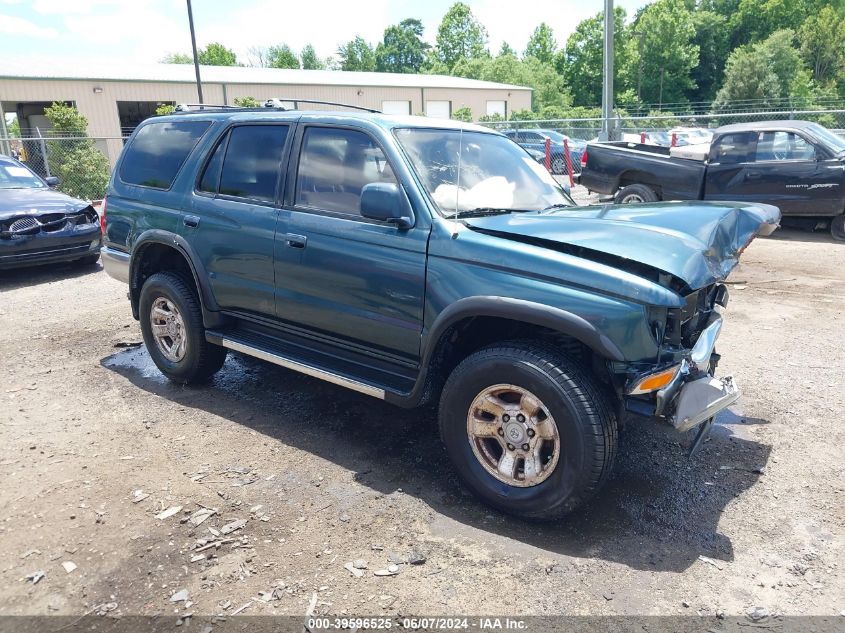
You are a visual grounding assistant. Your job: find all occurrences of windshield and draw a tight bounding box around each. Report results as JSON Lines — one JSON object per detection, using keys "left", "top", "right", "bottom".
{"left": 808, "top": 123, "right": 845, "bottom": 153}
{"left": 0, "top": 160, "right": 46, "bottom": 189}
{"left": 542, "top": 130, "right": 566, "bottom": 142}
{"left": 394, "top": 128, "right": 574, "bottom": 217}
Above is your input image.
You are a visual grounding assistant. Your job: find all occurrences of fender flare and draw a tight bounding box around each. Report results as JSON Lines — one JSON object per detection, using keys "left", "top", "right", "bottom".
{"left": 421, "top": 296, "right": 626, "bottom": 365}
{"left": 386, "top": 296, "right": 627, "bottom": 408}
{"left": 129, "top": 229, "right": 219, "bottom": 318}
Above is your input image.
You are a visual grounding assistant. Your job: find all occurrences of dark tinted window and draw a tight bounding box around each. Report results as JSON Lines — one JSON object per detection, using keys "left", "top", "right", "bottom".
{"left": 120, "top": 120, "right": 211, "bottom": 189}
{"left": 218, "top": 125, "right": 288, "bottom": 203}
{"left": 199, "top": 134, "right": 226, "bottom": 193}
{"left": 713, "top": 132, "right": 756, "bottom": 164}
{"left": 296, "top": 127, "right": 396, "bottom": 215}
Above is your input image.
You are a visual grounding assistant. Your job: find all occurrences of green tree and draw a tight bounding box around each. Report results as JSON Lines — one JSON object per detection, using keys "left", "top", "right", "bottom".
{"left": 559, "top": 7, "right": 628, "bottom": 107}
{"left": 798, "top": 6, "right": 845, "bottom": 85}
{"left": 689, "top": 10, "right": 730, "bottom": 104}
{"left": 233, "top": 96, "right": 262, "bottom": 107}
{"left": 161, "top": 52, "right": 192, "bottom": 64}
{"left": 498, "top": 42, "right": 516, "bottom": 57}
{"left": 155, "top": 103, "right": 175, "bottom": 115}
{"left": 375, "top": 18, "right": 430, "bottom": 73}
{"left": 525, "top": 22, "right": 556, "bottom": 65}
{"left": 451, "top": 106, "right": 473, "bottom": 122}
{"left": 623, "top": 0, "right": 698, "bottom": 106}
{"left": 301, "top": 44, "right": 325, "bottom": 70}
{"left": 267, "top": 44, "right": 300, "bottom": 69}
{"left": 713, "top": 29, "right": 812, "bottom": 111}
{"left": 729, "top": 0, "right": 809, "bottom": 47}
{"left": 42, "top": 103, "right": 109, "bottom": 200}
{"left": 197, "top": 42, "right": 238, "bottom": 66}
{"left": 337, "top": 36, "right": 376, "bottom": 71}
{"left": 434, "top": 2, "right": 489, "bottom": 70}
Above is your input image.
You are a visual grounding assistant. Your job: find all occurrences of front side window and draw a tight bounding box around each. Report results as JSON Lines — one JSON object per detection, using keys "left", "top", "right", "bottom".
{"left": 756, "top": 131, "right": 816, "bottom": 161}
{"left": 394, "top": 128, "right": 574, "bottom": 217}
{"left": 217, "top": 125, "right": 288, "bottom": 203}
{"left": 296, "top": 127, "right": 397, "bottom": 215}
{"left": 120, "top": 120, "right": 211, "bottom": 189}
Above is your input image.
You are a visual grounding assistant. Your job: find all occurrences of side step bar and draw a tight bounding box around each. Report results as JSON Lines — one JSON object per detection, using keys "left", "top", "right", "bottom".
{"left": 212, "top": 334, "right": 386, "bottom": 400}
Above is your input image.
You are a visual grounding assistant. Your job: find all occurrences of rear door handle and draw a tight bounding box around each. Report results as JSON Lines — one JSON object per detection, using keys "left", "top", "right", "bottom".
{"left": 183, "top": 215, "right": 200, "bottom": 228}
{"left": 285, "top": 233, "right": 307, "bottom": 249}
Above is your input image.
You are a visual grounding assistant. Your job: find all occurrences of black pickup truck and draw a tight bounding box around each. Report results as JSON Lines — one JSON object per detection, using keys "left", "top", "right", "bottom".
{"left": 580, "top": 120, "right": 845, "bottom": 240}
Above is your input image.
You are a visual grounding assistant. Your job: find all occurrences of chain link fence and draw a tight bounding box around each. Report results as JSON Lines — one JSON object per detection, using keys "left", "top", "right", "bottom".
{"left": 0, "top": 133, "right": 126, "bottom": 202}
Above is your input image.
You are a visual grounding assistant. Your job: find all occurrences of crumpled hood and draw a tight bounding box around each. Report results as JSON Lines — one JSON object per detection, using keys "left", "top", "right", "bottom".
{"left": 0, "top": 188, "right": 91, "bottom": 220}
{"left": 464, "top": 201, "right": 781, "bottom": 290}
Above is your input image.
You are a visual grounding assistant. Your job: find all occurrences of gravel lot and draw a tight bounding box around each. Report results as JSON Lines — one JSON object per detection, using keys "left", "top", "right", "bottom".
{"left": 0, "top": 222, "right": 843, "bottom": 620}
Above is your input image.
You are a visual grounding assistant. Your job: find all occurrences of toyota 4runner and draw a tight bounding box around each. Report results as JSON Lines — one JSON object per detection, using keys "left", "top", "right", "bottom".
{"left": 102, "top": 103, "right": 780, "bottom": 519}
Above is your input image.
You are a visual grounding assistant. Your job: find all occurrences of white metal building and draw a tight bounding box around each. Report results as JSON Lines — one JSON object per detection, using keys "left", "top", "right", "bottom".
{"left": 0, "top": 61, "right": 532, "bottom": 165}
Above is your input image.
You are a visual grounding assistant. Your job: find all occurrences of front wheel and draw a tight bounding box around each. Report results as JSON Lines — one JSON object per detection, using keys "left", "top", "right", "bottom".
{"left": 551, "top": 156, "right": 566, "bottom": 175}
{"left": 614, "top": 183, "right": 659, "bottom": 204}
{"left": 438, "top": 342, "right": 617, "bottom": 520}
{"left": 139, "top": 272, "right": 227, "bottom": 384}
{"left": 831, "top": 214, "right": 845, "bottom": 242}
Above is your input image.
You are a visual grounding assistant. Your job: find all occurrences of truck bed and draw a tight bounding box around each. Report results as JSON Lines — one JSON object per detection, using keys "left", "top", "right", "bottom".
{"left": 580, "top": 142, "right": 707, "bottom": 200}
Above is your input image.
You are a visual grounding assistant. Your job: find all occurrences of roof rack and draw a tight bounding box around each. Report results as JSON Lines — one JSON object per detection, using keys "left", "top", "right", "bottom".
{"left": 263, "top": 98, "right": 380, "bottom": 113}
{"left": 174, "top": 103, "right": 241, "bottom": 112}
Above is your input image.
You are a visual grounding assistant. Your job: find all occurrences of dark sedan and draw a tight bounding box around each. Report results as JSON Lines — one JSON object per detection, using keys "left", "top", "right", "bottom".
{"left": 0, "top": 155, "right": 101, "bottom": 270}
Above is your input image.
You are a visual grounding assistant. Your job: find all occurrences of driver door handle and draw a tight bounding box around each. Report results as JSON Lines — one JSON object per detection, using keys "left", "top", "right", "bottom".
{"left": 285, "top": 234, "right": 307, "bottom": 249}
{"left": 183, "top": 215, "right": 200, "bottom": 228}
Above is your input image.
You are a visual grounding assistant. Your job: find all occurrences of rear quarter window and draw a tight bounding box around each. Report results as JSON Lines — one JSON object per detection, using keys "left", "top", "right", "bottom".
{"left": 119, "top": 120, "right": 211, "bottom": 189}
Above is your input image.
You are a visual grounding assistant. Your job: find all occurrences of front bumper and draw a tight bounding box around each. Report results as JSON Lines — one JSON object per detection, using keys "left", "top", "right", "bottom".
{"left": 0, "top": 224, "right": 101, "bottom": 269}
{"left": 626, "top": 312, "right": 740, "bottom": 432}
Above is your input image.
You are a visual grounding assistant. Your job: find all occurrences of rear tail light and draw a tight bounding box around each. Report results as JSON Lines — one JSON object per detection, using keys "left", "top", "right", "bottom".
{"left": 100, "top": 196, "right": 107, "bottom": 235}
{"left": 581, "top": 148, "right": 587, "bottom": 168}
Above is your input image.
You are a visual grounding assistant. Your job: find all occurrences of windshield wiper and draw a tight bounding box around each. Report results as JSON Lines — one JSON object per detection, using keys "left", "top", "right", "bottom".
{"left": 451, "top": 207, "right": 534, "bottom": 218}
{"left": 542, "top": 203, "right": 572, "bottom": 211}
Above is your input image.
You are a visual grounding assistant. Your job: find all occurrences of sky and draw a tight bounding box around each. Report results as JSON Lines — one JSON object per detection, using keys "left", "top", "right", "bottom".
{"left": 0, "top": 0, "right": 647, "bottom": 68}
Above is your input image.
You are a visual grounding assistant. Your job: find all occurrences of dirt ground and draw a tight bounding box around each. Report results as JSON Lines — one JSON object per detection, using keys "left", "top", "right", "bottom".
{"left": 1, "top": 219, "right": 843, "bottom": 621}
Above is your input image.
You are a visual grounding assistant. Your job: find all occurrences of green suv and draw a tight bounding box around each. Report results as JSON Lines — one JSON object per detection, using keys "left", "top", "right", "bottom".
{"left": 102, "top": 103, "right": 780, "bottom": 519}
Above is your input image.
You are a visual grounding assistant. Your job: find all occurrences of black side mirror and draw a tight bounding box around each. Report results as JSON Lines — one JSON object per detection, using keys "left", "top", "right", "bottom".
{"left": 360, "top": 183, "right": 414, "bottom": 229}
{"left": 44, "top": 176, "right": 60, "bottom": 187}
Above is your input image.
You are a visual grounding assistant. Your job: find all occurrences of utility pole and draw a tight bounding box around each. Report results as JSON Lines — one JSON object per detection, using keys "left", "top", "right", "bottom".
{"left": 186, "top": 0, "right": 203, "bottom": 104}
{"left": 658, "top": 66, "right": 665, "bottom": 111}
{"left": 599, "top": 0, "right": 614, "bottom": 141}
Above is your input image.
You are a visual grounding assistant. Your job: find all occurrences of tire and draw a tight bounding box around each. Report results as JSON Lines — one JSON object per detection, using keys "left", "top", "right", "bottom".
{"left": 77, "top": 253, "right": 100, "bottom": 266}
{"left": 614, "top": 183, "right": 659, "bottom": 204}
{"left": 438, "top": 341, "right": 617, "bottom": 520}
{"left": 139, "top": 271, "right": 227, "bottom": 384}
{"left": 831, "top": 214, "right": 845, "bottom": 242}
{"left": 551, "top": 156, "right": 566, "bottom": 175}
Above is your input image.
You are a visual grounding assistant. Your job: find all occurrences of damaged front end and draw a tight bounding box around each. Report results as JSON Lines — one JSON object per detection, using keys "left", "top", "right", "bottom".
{"left": 624, "top": 282, "right": 740, "bottom": 439}
{"left": 0, "top": 206, "right": 101, "bottom": 269}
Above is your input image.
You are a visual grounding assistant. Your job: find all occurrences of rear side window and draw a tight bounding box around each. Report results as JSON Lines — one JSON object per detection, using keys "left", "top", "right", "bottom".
{"left": 216, "top": 125, "right": 288, "bottom": 203}
{"left": 712, "top": 132, "right": 756, "bottom": 165}
{"left": 120, "top": 120, "right": 211, "bottom": 189}
{"left": 755, "top": 131, "right": 816, "bottom": 161}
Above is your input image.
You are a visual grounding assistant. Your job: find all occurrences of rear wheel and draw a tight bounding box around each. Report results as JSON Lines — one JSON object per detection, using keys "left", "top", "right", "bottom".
{"left": 614, "top": 183, "right": 659, "bottom": 204}
{"left": 139, "top": 271, "right": 227, "bottom": 384}
{"left": 831, "top": 214, "right": 845, "bottom": 242}
{"left": 438, "top": 342, "right": 617, "bottom": 520}
{"left": 551, "top": 156, "right": 566, "bottom": 175}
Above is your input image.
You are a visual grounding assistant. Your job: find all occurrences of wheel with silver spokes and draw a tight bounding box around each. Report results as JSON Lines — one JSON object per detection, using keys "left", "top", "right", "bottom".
{"left": 139, "top": 271, "right": 227, "bottom": 384}
{"left": 150, "top": 297, "right": 187, "bottom": 362}
{"left": 439, "top": 342, "right": 617, "bottom": 520}
{"left": 551, "top": 156, "right": 566, "bottom": 175}
{"left": 614, "top": 183, "right": 658, "bottom": 205}
{"left": 467, "top": 384, "right": 560, "bottom": 487}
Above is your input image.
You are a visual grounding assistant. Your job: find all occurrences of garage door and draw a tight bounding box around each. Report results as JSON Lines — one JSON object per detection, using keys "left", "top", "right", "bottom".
{"left": 382, "top": 100, "right": 411, "bottom": 115}
{"left": 486, "top": 100, "right": 506, "bottom": 118}
{"left": 426, "top": 101, "right": 451, "bottom": 119}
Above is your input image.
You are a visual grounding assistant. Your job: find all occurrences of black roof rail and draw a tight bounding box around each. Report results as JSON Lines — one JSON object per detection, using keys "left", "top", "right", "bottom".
{"left": 263, "top": 98, "right": 380, "bottom": 113}
{"left": 174, "top": 103, "right": 241, "bottom": 112}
